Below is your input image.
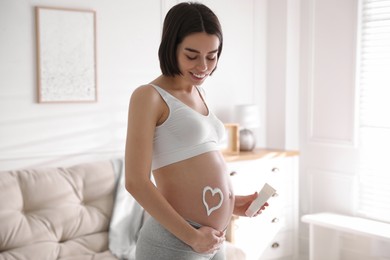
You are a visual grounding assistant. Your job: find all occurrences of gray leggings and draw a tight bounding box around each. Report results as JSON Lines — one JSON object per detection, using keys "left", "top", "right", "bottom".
{"left": 136, "top": 217, "right": 226, "bottom": 260}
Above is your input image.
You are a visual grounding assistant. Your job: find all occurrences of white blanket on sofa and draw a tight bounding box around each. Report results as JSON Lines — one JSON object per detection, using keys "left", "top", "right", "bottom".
{"left": 109, "top": 159, "right": 145, "bottom": 260}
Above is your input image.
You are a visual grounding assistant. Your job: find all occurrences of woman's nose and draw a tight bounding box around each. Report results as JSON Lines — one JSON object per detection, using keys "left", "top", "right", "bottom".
{"left": 197, "top": 58, "right": 208, "bottom": 71}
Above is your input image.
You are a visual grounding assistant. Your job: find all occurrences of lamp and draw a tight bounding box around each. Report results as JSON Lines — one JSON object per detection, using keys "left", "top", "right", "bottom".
{"left": 234, "top": 104, "right": 260, "bottom": 151}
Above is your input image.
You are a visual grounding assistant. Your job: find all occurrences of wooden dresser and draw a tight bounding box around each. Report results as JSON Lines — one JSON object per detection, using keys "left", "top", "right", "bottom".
{"left": 224, "top": 149, "right": 299, "bottom": 260}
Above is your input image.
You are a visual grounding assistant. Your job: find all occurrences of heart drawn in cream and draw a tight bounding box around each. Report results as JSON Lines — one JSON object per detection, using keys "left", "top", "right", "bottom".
{"left": 202, "top": 186, "right": 224, "bottom": 216}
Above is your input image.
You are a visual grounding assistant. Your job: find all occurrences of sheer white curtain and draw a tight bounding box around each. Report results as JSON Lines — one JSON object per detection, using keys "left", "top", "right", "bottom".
{"left": 358, "top": 0, "right": 390, "bottom": 223}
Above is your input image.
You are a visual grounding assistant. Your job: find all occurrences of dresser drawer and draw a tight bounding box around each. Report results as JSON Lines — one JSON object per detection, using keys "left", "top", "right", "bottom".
{"left": 232, "top": 216, "right": 283, "bottom": 260}
{"left": 260, "top": 231, "right": 294, "bottom": 259}
{"left": 263, "top": 205, "right": 294, "bottom": 233}
{"left": 228, "top": 158, "right": 294, "bottom": 194}
{"left": 264, "top": 157, "right": 294, "bottom": 184}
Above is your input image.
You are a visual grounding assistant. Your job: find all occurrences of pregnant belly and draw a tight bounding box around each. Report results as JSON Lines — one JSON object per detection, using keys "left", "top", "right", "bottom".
{"left": 153, "top": 151, "right": 235, "bottom": 231}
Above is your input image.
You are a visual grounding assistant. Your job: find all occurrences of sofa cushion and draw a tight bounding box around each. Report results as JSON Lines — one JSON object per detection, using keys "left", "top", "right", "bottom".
{"left": 0, "top": 161, "right": 117, "bottom": 259}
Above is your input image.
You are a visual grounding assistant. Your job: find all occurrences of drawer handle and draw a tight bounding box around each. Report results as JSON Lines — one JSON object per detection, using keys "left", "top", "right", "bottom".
{"left": 230, "top": 171, "right": 237, "bottom": 176}
{"left": 271, "top": 242, "right": 280, "bottom": 248}
{"left": 271, "top": 167, "right": 280, "bottom": 173}
{"left": 271, "top": 217, "right": 279, "bottom": 223}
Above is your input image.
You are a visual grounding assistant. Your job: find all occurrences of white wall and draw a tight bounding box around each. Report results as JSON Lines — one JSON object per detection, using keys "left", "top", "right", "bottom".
{"left": 266, "top": 0, "right": 300, "bottom": 150}
{"left": 299, "top": 0, "right": 389, "bottom": 259}
{"left": 0, "top": 0, "right": 267, "bottom": 171}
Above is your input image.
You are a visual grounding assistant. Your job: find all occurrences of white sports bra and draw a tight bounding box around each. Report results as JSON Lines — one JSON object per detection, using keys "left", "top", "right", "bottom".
{"left": 150, "top": 84, "right": 225, "bottom": 170}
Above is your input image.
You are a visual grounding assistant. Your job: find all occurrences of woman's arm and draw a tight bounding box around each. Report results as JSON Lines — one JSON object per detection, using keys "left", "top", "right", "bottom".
{"left": 124, "top": 85, "right": 224, "bottom": 253}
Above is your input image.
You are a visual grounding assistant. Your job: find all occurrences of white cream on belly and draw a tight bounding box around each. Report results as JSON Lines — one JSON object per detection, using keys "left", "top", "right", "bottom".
{"left": 202, "top": 186, "right": 224, "bottom": 216}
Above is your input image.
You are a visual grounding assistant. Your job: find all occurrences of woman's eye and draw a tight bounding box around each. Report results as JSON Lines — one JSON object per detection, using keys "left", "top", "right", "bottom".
{"left": 186, "top": 55, "right": 197, "bottom": 60}
{"left": 185, "top": 55, "right": 216, "bottom": 61}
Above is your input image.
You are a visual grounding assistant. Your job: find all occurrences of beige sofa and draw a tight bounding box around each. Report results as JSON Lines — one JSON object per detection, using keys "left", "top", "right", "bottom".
{"left": 0, "top": 159, "right": 245, "bottom": 260}
{"left": 0, "top": 160, "right": 120, "bottom": 260}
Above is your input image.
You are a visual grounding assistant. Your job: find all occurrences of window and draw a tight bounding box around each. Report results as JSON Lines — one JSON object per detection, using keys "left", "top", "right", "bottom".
{"left": 357, "top": 0, "right": 390, "bottom": 223}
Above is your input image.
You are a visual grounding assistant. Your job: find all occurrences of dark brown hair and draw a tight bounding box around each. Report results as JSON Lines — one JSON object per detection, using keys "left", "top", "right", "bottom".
{"left": 158, "top": 2, "right": 223, "bottom": 76}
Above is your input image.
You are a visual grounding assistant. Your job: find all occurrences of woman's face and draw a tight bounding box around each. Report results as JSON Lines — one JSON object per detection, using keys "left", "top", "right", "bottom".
{"left": 176, "top": 32, "right": 220, "bottom": 85}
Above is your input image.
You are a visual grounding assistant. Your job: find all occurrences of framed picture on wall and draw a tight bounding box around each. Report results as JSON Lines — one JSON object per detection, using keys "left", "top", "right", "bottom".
{"left": 35, "top": 6, "right": 97, "bottom": 103}
{"left": 220, "top": 124, "right": 240, "bottom": 155}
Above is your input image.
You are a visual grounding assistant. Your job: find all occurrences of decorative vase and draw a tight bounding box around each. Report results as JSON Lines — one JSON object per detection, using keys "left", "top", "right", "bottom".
{"left": 239, "top": 129, "right": 256, "bottom": 151}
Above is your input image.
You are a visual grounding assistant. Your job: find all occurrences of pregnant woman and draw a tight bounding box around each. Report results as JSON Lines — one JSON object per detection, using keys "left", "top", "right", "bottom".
{"left": 125, "top": 3, "right": 267, "bottom": 259}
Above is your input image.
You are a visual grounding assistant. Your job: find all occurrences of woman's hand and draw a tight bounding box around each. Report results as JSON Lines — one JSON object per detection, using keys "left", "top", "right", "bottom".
{"left": 190, "top": 226, "right": 225, "bottom": 254}
{"left": 233, "top": 193, "right": 269, "bottom": 217}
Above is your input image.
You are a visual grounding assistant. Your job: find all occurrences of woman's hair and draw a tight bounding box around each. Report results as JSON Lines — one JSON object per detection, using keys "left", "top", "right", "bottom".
{"left": 158, "top": 2, "right": 223, "bottom": 76}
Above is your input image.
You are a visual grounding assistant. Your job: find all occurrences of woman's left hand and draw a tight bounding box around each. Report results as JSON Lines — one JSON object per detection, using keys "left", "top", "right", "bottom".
{"left": 233, "top": 193, "right": 269, "bottom": 217}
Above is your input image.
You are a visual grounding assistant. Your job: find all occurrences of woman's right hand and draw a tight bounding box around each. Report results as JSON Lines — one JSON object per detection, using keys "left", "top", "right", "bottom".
{"left": 190, "top": 226, "right": 225, "bottom": 254}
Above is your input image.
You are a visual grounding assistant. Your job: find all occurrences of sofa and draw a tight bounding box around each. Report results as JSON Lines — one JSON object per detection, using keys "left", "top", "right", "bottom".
{"left": 0, "top": 159, "right": 245, "bottom": 260}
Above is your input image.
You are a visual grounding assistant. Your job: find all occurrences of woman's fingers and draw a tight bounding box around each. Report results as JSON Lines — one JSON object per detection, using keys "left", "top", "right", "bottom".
{"left": 192, "top": 227, "right": 225, "bottom": 254}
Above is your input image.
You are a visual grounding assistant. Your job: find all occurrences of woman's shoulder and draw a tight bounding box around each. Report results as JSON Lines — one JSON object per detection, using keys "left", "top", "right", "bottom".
{"left": 132, "top": 84, "right": 156, "bottom": 94}
{"left": 128, "top": 84, "right": 166, "bottom": 122}
{"left": 131, "top": 84, "right": 161, "bottom": 102}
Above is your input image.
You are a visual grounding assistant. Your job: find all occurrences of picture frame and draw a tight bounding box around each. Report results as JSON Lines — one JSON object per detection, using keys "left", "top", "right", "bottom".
{"left": 221, "top": 123, "right": 240, "bottom": 155}
{"left": 35, "top": 6, "right": 97, "bottom": 103}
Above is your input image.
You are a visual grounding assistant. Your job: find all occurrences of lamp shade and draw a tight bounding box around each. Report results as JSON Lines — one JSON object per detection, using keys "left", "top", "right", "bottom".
{"left": 234, "top": 104, "right": 260, "bottom": 129}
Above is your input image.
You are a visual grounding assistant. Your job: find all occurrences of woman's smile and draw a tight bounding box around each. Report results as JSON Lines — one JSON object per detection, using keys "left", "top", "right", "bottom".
{"left": 177, "top": 32, "right": 220, "bottom": 85}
